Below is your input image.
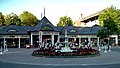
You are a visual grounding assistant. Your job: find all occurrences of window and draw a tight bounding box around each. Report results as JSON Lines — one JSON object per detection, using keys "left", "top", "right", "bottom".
{"left": 8, "top": 29, "right": 17, "bottom": 32}
{"left": 41, "top": 25, "right": 53, "bottom": 30}
{"left": 69, "top": 29, "right": 77, "bottom": 32}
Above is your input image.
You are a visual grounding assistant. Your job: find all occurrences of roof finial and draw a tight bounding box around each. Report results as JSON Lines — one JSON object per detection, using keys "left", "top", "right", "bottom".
{"left": 44, "top": 7, "right": 45, "bottom": 16}
{"left": 41, "top": 12, "right": 43, "bottom": 18}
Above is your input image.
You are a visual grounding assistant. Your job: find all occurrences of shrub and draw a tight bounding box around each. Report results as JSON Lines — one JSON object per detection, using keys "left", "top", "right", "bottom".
{"left": 32, "top": 48, "right": 100, "bottom": 57}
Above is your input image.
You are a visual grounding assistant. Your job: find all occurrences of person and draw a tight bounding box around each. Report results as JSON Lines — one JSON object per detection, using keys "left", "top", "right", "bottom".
{"left": 88, "top": 41, "right": 92, "bottom": 49}
{"left": 41, "top": 41, "right": 45, "bottom": 48}
{"left": 84, "top": 39, "right": 88, "bottom": 48}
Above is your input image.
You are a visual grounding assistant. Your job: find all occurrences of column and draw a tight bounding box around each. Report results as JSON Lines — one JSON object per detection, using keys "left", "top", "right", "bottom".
{"left": 31, "top": 33, "right": 33, "bottom": 45}
{"left": 97, "top": 37, "right": 101, "bottom": 51}
{"left": 3, "top": 37, "right": 6, "bottom": 51}
{"left": 3, "top": 37, "right": 8, "bottom": 52}
{"left": 115, "top": 36, "right": 118, "bottom": 45}
{"left": 18, "top": 37, "right": 20, "bottom": 48}
{"left": 88, "top": 36, "right": 91, "bottom": 43}
{"left": 3, "top": 37, "right": 5, "bottom": 51}
{"left": 57, "top": 34, "right": 60, "bottom": 42}
{"left": 39, "top": 31, "right": 40, "bottom": 45}
{"left": 74, "top": 38, "right": 76, "bottom": 42}
{"left": 40, "top": 32, "right": 42, "bottom": 44}
{"left": 39, "top": 31, "right": 42, "bottom": 48}
{"left": 79, "top": 36, "right": 81, "bottom": 47}
{"left": 52, "top": 34, "right": 54, "bottom": 45}
{"left": 0, "top": 45, "right": 3, "bottom": 54}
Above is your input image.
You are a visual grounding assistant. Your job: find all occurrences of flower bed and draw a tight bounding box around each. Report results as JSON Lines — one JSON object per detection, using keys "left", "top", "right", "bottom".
{"left": 32, "top": 48, "right": 100, "bottom": 57}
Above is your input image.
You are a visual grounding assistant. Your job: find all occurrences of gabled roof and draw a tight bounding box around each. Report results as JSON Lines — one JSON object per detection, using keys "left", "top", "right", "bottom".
{"left": 57, "top": 25, "right": 103, "bottom": 35}
{"left": 78, "top": 27, "right": 91, "bottom": 35}
{"left": 89, "top": 24, "right": 103, "bottom": 34}
{"left": 59, "top": 25, "right": 79, "bottom": 35}
{"left": 31, "top": 16, "right": 58, "bottom": 31}
{"left": 22, "top": 26, "right": 35, "bottom": 31}
{"left": 0, "top": 25, "right": 34, "bottom": 35}
{"left": 55, "top": 26, "right": 64, "bottom": 32}
{"left": 0, "top": 26, "right": 6, "bottom": 29}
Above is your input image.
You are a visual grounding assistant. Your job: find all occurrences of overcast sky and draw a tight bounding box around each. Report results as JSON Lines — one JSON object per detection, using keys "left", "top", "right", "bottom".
{"left": 0, "top": 0, "right": 120, "bottom": 25}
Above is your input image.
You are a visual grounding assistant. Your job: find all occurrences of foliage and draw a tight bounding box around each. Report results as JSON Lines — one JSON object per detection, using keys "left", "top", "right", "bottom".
{"left": 32, "top": 47, "right": 100, "bottom": 57}
{"left": 0, "top": 12, "right": 5, "bottom": 26}
{"left": 98, "top": 6, "right": 119, "bottom": 38}
{"left": 97, "top": 29, "right": 108, "bottom": 39}
{"left": 56, "top": 16, "right": 74, "bottom": 26}
{"left": 4, "top": 13, "right": 21, "bottom": 25}
{"left": 19, "top": 11, "right": 38, "bottom": 26}
{"left": 98, "top": 5, "right": 120, "bottom": 27}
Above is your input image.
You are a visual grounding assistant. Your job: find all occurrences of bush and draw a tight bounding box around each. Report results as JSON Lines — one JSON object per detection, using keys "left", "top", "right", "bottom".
{"left": 32, "top": 48, "right": 100, "bottom": 57}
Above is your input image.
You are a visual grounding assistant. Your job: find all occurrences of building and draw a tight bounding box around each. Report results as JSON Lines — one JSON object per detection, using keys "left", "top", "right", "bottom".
{"left": 0, "top": 16, "right": 118, "bottom": 48}
{"left": 74, "top": 10, "right": 103, "bottom": 27}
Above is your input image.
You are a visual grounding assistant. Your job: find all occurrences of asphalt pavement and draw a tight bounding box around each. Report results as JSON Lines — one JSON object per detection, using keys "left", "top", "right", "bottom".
{"left": 0, "top": 47, "right": 120, "bottom": 68}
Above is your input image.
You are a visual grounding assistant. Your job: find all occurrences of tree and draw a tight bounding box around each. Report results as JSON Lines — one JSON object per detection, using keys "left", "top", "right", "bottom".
{"left": 56, "top": 16, "right": 74, "bottom": 26}
{"left": 98, "top": 6, "right": 120, "bottom": 38}
{"left": 97, "top": 29, "right": 108, "bottom": 39}
{"left": 98, "top": 5, "right": 119, "bottom": 48}
{"left": 0, "top": 12, "right": 5, "bottom": 26}
{"left": 4, "top": 13, "right": 21, "bottom": 25}
{"left": 19, "top": 11, "right": 38, "bottom": 26}
{"left": 98, "top": 6, "right": 120, "bottom": 31}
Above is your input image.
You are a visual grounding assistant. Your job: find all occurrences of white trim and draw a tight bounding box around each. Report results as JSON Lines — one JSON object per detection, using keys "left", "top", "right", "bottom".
{"left": 18, "top": 37, "right": 20, "bottom": 48}
{"left": 31, "top": 33, "right": 33, "bottom": 45}
{"left": 52, "top": 34, "right": 54, "bottom": 45}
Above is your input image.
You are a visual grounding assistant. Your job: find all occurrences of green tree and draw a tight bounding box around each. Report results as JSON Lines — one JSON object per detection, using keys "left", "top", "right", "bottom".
{"left": 98, "top": 5, "right": 120, "bottom": 27}
{"left": 4, "top": 13, "right": 21, "bottom": 25}
{"left": 56, "top": 16, "right": 74, "bottom": 26}
{"left": 98, "top": 5, "right": 119, "bottom": 46}
{"left": 19, "top": 11, "right": 38, "bottom": 26}
{"left": 0, "top": 12, "right": 5, "bottom": 26}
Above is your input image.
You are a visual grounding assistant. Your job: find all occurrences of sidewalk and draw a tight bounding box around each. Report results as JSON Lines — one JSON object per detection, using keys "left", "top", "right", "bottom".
{"left": 0, "top": 47, "right": 120, "bottom": 66}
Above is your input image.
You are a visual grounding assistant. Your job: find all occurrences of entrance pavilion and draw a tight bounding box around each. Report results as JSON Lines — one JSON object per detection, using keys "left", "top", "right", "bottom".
{"left": 0, "top": 16, "right": 118, "bottom": 48}
{"left": 30, "top": 16, "right": 60, "bottom": 47}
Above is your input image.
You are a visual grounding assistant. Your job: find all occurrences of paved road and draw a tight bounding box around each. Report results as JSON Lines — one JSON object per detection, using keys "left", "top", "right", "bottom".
{"left": 0, "top": 61, "right": 120, "bottom": 68}
{"left": 0, "top": 47, "right": 120, "bottom": 68}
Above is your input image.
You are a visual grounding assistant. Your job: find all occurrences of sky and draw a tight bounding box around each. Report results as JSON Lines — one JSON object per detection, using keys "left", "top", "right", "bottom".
{"left": 0, "top": 0, "right": 120, "bottom": 25}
